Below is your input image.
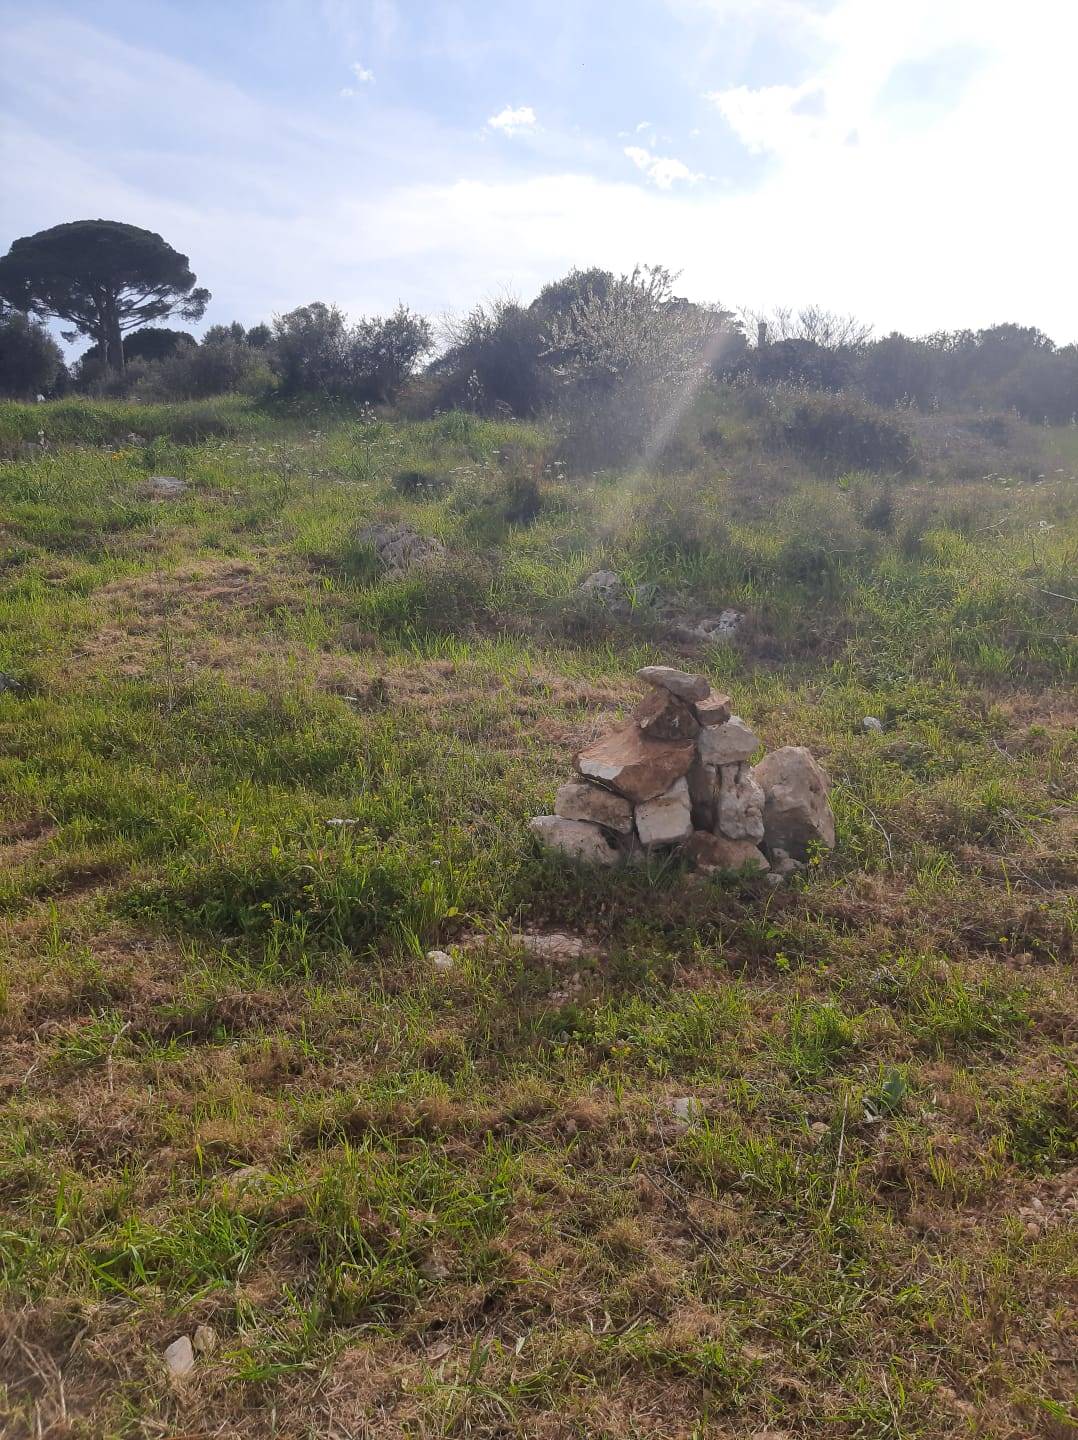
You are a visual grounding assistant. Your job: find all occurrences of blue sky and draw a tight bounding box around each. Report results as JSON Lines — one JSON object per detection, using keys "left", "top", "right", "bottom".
{"left": 2, "top": 0, "right": 1074, "bottom": 344}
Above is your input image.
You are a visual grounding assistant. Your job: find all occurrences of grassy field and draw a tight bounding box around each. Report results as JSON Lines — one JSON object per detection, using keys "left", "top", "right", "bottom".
{"left": 0, "top": 393, "right": 1075, "bottom": 1438}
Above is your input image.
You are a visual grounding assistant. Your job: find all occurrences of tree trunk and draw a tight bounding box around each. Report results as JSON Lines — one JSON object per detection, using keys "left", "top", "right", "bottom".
{"left": 104, "top": 292, "right": 124, "bottom": 371}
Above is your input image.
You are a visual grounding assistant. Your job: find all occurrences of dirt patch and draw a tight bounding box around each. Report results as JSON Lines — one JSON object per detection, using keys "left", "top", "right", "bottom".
{"left": 0, "top": 814, "right": 58, "bottom": 868}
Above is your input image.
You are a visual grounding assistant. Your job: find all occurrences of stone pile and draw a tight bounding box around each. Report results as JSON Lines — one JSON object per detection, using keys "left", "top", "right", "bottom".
{"left": 529, "top": 666, "right": 835, "bottom": 876}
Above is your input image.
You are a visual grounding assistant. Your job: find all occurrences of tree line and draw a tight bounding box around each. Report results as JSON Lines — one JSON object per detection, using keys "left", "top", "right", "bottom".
{"left": 2, "top": 219, "right": 1076, "bottom": 431}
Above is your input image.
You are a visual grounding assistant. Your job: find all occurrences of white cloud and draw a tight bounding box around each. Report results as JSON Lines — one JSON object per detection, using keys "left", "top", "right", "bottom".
{"left": 350, "top": 61, "right": 375, "bottom": 83}
{"left": 487, "top": 104, "right": 537, "bottom": 137}
{"left": 624, "top": 145, "right": 702, "bottom": 189}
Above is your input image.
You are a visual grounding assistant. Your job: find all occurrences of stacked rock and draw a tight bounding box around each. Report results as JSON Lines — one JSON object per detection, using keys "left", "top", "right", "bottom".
{"left": 529, "top": 666, "right": 835, "bottom": 875}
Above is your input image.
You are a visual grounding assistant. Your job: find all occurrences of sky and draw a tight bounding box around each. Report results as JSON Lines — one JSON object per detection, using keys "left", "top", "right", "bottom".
{"left": 1, "top": 0, "right": 1075, "bottom": 346}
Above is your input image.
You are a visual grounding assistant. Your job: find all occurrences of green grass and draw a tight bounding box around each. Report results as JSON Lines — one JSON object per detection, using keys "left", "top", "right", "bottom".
{"left": 0, "top": 395, "right": 1075, "bottom": 1438}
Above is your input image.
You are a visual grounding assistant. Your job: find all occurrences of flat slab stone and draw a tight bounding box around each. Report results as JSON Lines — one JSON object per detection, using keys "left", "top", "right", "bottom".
{"left": 555, "top": 778, "right": 634, "bottom": 834}
{"left": 575, "top": 724, "right": 695, "bottom": 804}
{"left": 635, "top": 776, "right": 693, "bottom": 847}
{"left": 529, "top": 815, "right": 622, "bottom": 866}
{"left": 635, "top": 666, "right": 710, "bottom": 702}
{"left": 698, "top": 715, "right": 759, "bottom": 766}
{"left": 684, "top": 830, "right": 769, "bottom": 874}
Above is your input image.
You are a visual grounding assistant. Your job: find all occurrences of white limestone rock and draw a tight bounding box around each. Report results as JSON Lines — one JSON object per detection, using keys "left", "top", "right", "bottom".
{"left": 754, "top": 746, "right": 836, "bottom": 859}
{"left": 529, "top": 815, "right": 622, "bottom": 865}
{"left": 716, "top": 762, "right": 765, "bottom": 843}
{"left": 634, "top": 776, "right": 693, "bottom": 848}
{"left": 554, "top": 778, "right": 634, "bottom": 834}
{"left": 698, "top": 715, "right": 760, "bottom": 766}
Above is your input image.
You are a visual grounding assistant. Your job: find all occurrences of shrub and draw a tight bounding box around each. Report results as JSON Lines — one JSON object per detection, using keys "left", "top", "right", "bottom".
{"left": 770, "top": 389, "right": 914, "bottom": 473}
{"left": 431, "top": 299, "right": 552, "bottom": 417}
{"left": 272, "top": 301, "right": 431, "bottom": 401}
{"left": 449, "top": 455, "right": 545, "bottom": 542}
{"left": 392, "top": 468, "right": 449, "bottom": 498}
{"left": 0, "top": 310, "right": 66, "bottom": 397}
{"left": 154, "top": 337, "right": 272, "bottom": 398}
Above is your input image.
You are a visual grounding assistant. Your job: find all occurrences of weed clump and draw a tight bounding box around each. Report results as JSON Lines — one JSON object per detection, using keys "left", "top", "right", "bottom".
{"left": 769, "top": 389, "right": 915, "bottom": 473}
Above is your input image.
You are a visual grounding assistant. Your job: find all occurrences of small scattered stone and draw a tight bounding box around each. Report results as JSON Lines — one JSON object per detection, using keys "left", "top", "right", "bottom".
{"left": 420, "top": 1255, "right": 451, "bottom": 1282}
{"left": 164, "top": 1335, "right": 196, "bottom": 1378}
{"left": 698, "top": 715, "right": 760, "bottom": 766}
{"left": 554, "top": 778, "right": 633, "bottom": 834}
{"left": 633, "top": 687, "right": 700, "bottom": 741}
{"left": 635, "top": 777, "right": 693, "bottom": 848}
{"left": 770, "top": 846, "right": 804, "bottom": 877}
{"left": 764, "top": 872, "right": 785, "bottom": 888}
{"left": 427, "top": 949, "right": 455, "bottom": 971}
{"left": 716, "top": 762, "right": 765, "bottom": 843}
{"left": 529, "top": 815, "right": 622, "bottom": 865}
{"left": 810, "top": 1121, "right": 830, "bottom": 1140}
{"left": 673, "top": 611, "right": 744, "bottom": 644}
{"left": 192, "top": 1325, "right": 218, "bottom": 1355}
{"left": 862, "top": 716, "right": 883, "bottom": 733}
{"left": 575, "top": 724, "right": 695, "bottom": 804}
{"left": 635, "top": 666, "right": 710, "bottom": 702}
{"left": 755, "top": 746, "right": 836, "bottom": 859}
{"left": 693, "top": 692, "right": 733, "bottom": 726}
{"left": 669, "top": 1096, "right": 704, "bottom": 1128}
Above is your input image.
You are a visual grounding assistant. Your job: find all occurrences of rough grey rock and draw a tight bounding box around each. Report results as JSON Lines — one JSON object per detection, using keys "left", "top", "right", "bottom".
{"left": 554, "top": 778, "right": 634, "bottom": 834}
{"left": 634, "top": 776, "right": 693, "bottom": 848}
{"left": 693, "top": 692, "right": 733, "bottom": 727}
{"left": 576, "top": 570, "right": 627, "bottom": 608}
{"left": 427, "top": 949, "right": 455, "bottom": 971}
{"left": 635, "top": 666, "right": 710, "bottom": 702}
{"left": 143, "top": 475, "right": 187, "bottom": 499}
{"left": 356, "top": 522, "right": 445, "bottom": 575}
{"left": 518, "top": 932, "right": 587, "bottom": 962}
{"left": 575, "top": 724, "right": 695, "bottom": 804}
{"left": 633, "top": 687, "right": 701, "bottom": 741}
{"left": 164, "top": 1335, "right": 196, "bottom": 1378}
{"left": 529, "top": 815, "right": 622, "bottom": 865}
{"left": 716, "top": 762, "right": 765, "bottom": 843}
{"left": 698, "top": 715, "right": 760, "bottom": 766}
{"left": 754, "top": 746, "right": 836, "bottom": 859}
{"left": 862, "top": 716, "right": 883, "bottom": 733}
